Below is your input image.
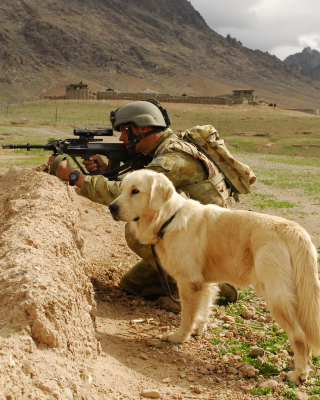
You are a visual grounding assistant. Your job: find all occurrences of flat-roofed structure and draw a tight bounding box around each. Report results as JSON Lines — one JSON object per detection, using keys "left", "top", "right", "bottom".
{"left": 233, "top": 89, "right": 255, "bottom": 102}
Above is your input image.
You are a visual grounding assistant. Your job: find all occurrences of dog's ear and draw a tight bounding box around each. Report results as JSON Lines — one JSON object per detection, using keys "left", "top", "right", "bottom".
{"left": 149, "top": 173, "right": 175, "bottom": 210}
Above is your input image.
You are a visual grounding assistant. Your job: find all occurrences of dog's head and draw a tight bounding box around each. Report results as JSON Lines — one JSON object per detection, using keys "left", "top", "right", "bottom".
{"left": 109, "top": 170, "right": 176, "bottom": 222}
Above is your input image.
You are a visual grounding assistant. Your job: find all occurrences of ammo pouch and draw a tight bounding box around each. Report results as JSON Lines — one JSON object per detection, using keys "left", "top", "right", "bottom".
{"left": 179, "top": 172, "right": 230, "bottom": 207}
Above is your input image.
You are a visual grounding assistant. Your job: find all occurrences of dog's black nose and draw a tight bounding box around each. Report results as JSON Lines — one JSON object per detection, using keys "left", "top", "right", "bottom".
{"left": 109, "top": 203, "right": 119, "bottom": 214}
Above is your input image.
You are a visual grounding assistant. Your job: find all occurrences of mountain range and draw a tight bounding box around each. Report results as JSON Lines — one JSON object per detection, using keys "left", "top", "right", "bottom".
{"left": 1, "top": 0, "right": 320, "bottom": 108}
{"left": 284, "top": 47, "right": 320, "bottom": 82}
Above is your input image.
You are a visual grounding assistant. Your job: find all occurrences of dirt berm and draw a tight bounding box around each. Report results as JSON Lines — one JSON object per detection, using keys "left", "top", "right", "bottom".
{"left": 0, "top": 167, "right": 102, "bottom": 398}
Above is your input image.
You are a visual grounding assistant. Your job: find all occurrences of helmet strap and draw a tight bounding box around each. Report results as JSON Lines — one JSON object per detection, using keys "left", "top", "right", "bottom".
{"left": 126, "top": 125, "right": 163, "bottom": 157}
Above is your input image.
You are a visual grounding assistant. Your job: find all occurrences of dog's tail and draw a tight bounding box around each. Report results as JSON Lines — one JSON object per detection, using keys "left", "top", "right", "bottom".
{"left": 291, "top": 228, "right": 320, "bottom": 354}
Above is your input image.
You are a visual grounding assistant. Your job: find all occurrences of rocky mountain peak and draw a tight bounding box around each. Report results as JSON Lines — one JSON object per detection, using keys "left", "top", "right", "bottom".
{"left": 0, "top": 0, "right": 320, "bottom": 107}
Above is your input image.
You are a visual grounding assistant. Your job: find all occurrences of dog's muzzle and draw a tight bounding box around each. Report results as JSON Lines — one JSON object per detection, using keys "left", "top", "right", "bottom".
{"left": 109, "top": 203, "right": 120, "bottom": 221}
{"left": 109, "top": 202, "right": 140, "bottom": 222}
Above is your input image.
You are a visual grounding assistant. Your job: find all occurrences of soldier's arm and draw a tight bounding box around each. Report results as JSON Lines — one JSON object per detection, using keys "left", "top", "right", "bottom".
{"left": 80, "top": 175, "right": 121, "bottom": 205}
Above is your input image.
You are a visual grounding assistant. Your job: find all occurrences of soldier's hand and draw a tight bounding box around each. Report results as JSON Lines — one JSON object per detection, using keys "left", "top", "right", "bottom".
{"left": 83, "top": 155, "right": 108, "bottom": 174}
{"left": 47, "top": 155, "right": 73, "bottom": 181}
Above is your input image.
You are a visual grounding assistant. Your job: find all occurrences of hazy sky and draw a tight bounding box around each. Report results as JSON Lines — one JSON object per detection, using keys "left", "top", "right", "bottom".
{"left": 188, "top": 0, "right": 320, "bottom": 60}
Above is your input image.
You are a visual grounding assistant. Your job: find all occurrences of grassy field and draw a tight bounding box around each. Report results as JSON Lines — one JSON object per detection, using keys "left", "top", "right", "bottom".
{"left": 0, "top": 99, "right": 320, "bottom": 171}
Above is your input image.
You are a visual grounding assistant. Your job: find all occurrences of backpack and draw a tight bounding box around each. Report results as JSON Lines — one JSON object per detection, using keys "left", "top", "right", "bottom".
{"left": 179, "top": 125, "right": 256, "bottom": 201}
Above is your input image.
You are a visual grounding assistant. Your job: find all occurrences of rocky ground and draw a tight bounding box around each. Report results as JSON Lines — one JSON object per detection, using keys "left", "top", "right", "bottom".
{"left": 0, "top": 153, "right": 319, "bottom": 400}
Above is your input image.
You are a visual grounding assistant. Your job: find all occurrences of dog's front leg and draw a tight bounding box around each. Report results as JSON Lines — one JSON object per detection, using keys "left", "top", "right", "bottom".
{"left": 162, "top": 280, "right": 206, "bottom": 344}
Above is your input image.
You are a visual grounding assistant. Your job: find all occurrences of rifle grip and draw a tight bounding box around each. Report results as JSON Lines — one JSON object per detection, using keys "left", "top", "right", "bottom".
{"left": 90, "top": 161, "right": 100, "bottom": 175}
{"left": 107, "top": 160, "right": 121, "bottom": 172}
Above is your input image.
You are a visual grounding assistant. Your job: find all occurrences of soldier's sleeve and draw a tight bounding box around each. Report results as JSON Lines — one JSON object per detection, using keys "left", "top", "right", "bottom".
{"left": 145, "top": 151, "right": 207, "bottom": 188}
{"left": 80, "top": 175, "right": 121, "bottom": 206}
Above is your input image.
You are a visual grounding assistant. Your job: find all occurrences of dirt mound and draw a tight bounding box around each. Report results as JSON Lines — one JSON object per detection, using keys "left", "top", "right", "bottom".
{"left": 0, "top": 168, "right": 100, "bottom": 399}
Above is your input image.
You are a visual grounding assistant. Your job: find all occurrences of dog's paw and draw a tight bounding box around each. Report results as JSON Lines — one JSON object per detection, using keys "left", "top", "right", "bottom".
{"left": 192, "top": 321, "right": 207, "bottom": 336}
{"left": 162, "top": 329, "right": 188, "bottom": 344}
{"left": 287, "top": 369, "right": 309, "bottom": 385}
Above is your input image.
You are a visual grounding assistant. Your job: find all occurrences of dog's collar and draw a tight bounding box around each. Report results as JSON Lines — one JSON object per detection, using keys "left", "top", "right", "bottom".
{"left": 156, "top": 212, "right": 177, "bottom": 239}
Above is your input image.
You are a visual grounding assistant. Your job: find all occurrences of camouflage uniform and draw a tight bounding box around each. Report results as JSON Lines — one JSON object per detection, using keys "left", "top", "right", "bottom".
{"left": 80, "top": 128, "right": 231, "bottom": 298}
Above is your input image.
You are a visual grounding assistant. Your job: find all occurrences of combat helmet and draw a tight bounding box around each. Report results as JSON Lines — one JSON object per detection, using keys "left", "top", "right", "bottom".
{"left": 110, "top": 98, "right": 171, "bottom": 156}
{"left": 110, "top": 98, "right": 170, "bottom": 131}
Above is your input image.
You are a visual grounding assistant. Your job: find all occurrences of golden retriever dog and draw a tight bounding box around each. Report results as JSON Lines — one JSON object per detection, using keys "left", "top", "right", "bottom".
{"left": 109, "top": 169, "right": 320, "bottom": 384}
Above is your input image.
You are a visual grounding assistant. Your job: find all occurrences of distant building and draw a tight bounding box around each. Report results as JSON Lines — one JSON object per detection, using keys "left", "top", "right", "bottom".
{"left": 66, "top": 82, "right": 88, "bottom": 90}
{"left": 233, "top": 89, "right": 255, "bottom": 102}
{"left": 65, "top": 82, "right": 96, "bottom": 100}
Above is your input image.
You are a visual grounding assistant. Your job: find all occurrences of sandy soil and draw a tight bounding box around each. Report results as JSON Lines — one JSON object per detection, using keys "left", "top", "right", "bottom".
{"left": 0, "top": 154, "right": 319, "bottom": 400}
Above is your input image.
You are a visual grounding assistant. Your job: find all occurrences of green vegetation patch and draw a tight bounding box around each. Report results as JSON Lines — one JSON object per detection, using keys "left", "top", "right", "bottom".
{"left": 252, "top": 193, "right": 296, "bottom": 210}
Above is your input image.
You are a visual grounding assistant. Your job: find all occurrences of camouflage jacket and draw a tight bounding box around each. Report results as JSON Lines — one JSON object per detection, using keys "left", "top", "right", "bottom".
{"left": 80, "top": 128, "right": 230, "bottom": 207}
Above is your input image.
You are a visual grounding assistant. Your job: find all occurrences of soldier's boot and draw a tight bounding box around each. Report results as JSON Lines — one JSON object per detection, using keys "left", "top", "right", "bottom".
{"left": 218, "top": 283, "right": 238, "bottom": 303}
{"left": 156, "top": 296, "right": 181, "bottom": 313}
{"left": 120, "top": 260, "right": 177, "bottom": 299}
{"left": 120, "top": 260, "right": 181, "bottom": 313}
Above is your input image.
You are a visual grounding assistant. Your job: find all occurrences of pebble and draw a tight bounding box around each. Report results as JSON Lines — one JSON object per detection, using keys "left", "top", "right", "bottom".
{"left": 242, "top": 385, "right": 254, "bottom": 394}
{"left": 207, "top": 322, "right": 219, "bottom": 330}
{"left": 159, "top": 326, "right": 170, "bottom": 331}
{"left": 220, "top": 315, "right": 235, "bottom": 322}
{"left": 197, "top": 367, "right": 206, "bottom": 375}
{"left": 279, "top": 371, "right": 287, "bottom": 381}
{"left": 190, "top": 385, "right": 203, "bottom": 394}
{"left": 228, "top": 367, "right": 238, "bottom": 374}
{"left": 297, "top": 392, "right": 309, "bottom": 400}
{"left": 240, "top": 365, "right": 259, "bottom": 377}
{"left": 241, "top": 310, "right": 255, "bottom": 319}
{"left": 140, "top": 389, "right": 161, "bottom": 399}
{"left": 259, "top": 379, "right": 279, "bottom": 389}
{"left": 162, "top": 377, "right": 171, "bottom": 383}
{"left": 248, "top": 346, "right": 265, "bottom": 357}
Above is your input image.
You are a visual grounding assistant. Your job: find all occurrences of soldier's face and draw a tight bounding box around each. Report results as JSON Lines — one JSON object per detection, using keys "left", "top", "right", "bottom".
{"left": 119, "top": 123, "right": 150, "bottom": 153}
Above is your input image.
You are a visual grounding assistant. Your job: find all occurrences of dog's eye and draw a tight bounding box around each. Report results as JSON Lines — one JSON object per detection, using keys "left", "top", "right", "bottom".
{"left": 131, "top": 188, "right": 139, "bottom": 195}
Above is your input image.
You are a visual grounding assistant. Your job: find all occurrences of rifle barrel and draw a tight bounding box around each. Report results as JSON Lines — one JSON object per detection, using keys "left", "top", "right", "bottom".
{"left": 2, "top": 144, "right": 55, "bottom": 150}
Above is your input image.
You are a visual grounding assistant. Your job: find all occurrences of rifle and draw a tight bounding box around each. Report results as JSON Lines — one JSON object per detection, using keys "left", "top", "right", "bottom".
{"left": 2, "top": 128, "right": 150, "bottom": 180}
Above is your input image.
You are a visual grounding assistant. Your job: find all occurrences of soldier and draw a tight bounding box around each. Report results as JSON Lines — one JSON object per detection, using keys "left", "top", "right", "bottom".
{"left": 47, "top": 99, "right": 238, "bottom": 312}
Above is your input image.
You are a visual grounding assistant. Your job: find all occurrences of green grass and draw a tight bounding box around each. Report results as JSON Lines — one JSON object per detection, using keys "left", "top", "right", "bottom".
{"left": 244, "top": 356, "right": 285, "bottom": 376}
{"left": 254, "top": 197, "right": 296, "bottom": 210}
{"left": 250, "top": 387, "right": 272, "bottom": 396}
{"left": 281, "top": 389, "right": 298, "bottom": 399}
{"left": 258, "top": 330, "right": 291, "bottom": 354}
